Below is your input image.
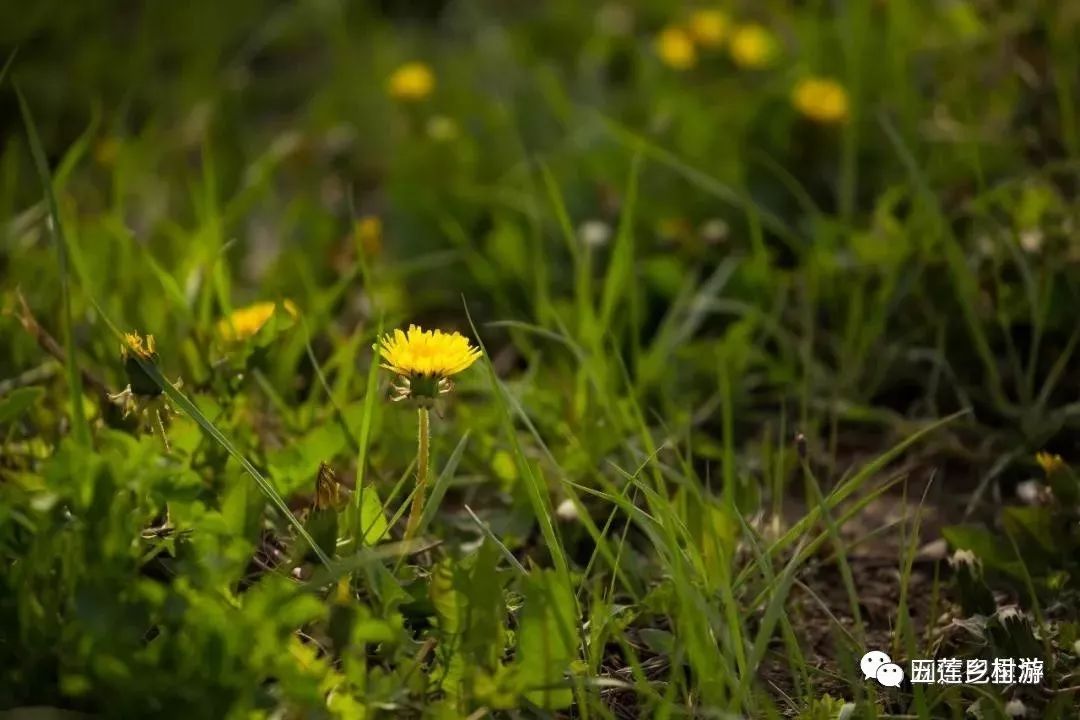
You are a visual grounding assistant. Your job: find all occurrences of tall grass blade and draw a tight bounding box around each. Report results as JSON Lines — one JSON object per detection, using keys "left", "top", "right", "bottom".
{"left": 15, "top": 85, "right": 90, "bottom": 447}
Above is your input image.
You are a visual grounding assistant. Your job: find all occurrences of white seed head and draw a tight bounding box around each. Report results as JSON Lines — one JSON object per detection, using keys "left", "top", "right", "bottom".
{"left": 1019, "top": 228, "right": 1044, "bottom": 253}
{"left": 555, "top": 498, "right": 579, "bottom": 522}
{"left": 700, "top": 218, "right": 729, "bottom": 244}
{"left": 949, "top": 548, "right": 978, "bottom": 569}
{"left": 1015, "top": 480, "right": 1045, "bottom": 505}
{"left": 579, "top": 220, "right": 612, "bottom": 248}
{"left": 996, "top": 605, "right": 1023, "bottom": 623}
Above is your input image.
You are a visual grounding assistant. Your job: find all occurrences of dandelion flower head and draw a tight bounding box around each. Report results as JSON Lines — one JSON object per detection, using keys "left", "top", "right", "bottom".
{"left": 729, "top": 23, "right": 776, "bottom": 69}
{"left": 792, "top": 76, "right": 850, "bottom": 124}
{"left": 121, "top": 332, "right": 157, "bottom": 362}
{"left": 689, "top": 9, "right": 730, "bottom": 48}
{"left": 388, "top": 61, "right": 436, "bottom": 101}
{"left": 355, "top": 215, "right": 383, "bottom": 257}
{"left": 655, "top": 25, "right": 697, "bottom": 70}
{"left": 1035, "top": 451, "right": 1065, "bottom": 475}
{"left": 378, "top": 325, "right": 481, "bottom": 379}
{"left": 217, "top": 300, "right": 298, "bottom": 343}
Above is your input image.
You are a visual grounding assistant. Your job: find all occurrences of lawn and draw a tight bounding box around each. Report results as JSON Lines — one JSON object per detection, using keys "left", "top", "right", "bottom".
{"left": 2, "top": 1, "right": 1080, "bottom": 718}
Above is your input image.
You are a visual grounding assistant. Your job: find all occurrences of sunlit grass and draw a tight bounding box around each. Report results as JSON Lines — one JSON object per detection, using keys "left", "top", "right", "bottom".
{"left": 2, "top": 3, "right": 1080, "bottom": 719}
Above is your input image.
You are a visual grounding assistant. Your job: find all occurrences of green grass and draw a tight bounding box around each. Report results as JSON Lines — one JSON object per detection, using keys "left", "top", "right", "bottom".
{"left": 2, "top": 2, "right": 1080, "bottom": 718}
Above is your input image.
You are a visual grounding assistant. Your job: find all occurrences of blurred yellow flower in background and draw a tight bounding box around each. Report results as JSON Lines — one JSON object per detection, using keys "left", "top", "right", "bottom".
{"left": 792, "top": 76, "right": 850, "bottom": 124}
{"left": 218, "top": 300, "right": 299, "bottom": 343}
{"left": 355, "top": 215, "right": 383, "bottom": 257}
{"left": 1036, "top": 451, "right": 1065, "bottom": 475}
{"left": 729, "top": 24, "right": 776, "bottom": 68}
{"left": 688, "top": 9, "right": 730, "bottom": 48}
{"left": 655, "top": 25, "right": 697, "bottom": 70}
{"left": 388, "top": 61, "right": 436, "bottom": 101}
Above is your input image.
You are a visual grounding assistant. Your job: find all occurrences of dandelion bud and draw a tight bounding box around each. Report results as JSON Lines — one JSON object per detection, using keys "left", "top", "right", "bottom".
{"left": 950, "top": 549, "right": 995, "bottom": 616}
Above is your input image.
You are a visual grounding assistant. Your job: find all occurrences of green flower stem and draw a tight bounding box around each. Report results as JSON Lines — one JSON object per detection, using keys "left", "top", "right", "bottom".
{"left": 404, "top": 405, "right": 430, "bottom": 540}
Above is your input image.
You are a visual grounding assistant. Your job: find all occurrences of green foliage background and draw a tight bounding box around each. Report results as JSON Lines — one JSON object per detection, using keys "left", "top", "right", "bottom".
{"left": 2, "top": 1, "right": 1080, "bottom": 718}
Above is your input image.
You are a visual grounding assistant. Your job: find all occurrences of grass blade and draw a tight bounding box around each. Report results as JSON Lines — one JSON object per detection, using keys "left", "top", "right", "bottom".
{"left": 15, "top": 84, "right": 90, "bottom": 447}
{"left": 463, "top": 298, "right": 578, "bottom": 611}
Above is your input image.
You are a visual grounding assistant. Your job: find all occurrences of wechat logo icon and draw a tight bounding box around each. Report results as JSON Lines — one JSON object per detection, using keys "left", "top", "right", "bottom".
{"left": 861, "top": 650, "right": 904, "bottom": 688}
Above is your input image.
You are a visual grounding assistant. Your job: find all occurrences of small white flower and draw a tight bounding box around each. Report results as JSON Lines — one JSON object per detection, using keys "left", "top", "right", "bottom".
{"left": 700, "top": 218, "right": 729, "bottom": 244}
{"left": 556, "top": 498, "right": 579, "bottom": 522}
{"left": 1004, "top": 699, "right": 1026, "bottom": 718}
{"left": 1019, "top": 228, "right": 1044, "bottom": 253}
{"left": 579, "top": 220, "right": 612, "bottom": 248}
{"left": 949, "top": 548, "right": 978, "bottom": 568}
{"left": 1016, "top": 480, "right": 1046, "bottom": 505}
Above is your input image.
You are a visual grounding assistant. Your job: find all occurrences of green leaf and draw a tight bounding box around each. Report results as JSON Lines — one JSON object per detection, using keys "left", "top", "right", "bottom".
{"left": 430, "top": 557, "right": 466, "bottom": 636}
{"left": 354, "top": 482, "right": 390, "bottom": 545}
{"left": 942, "top": 525, "right": 1024, "bottom": 577}
{"left": 305, "top": 508, "right": 339, "bottom": 561}
{"left": 461, "top": 540, "right": 508, "bottom": 670}
{"left": 0, "top": 386, "right": 44, "bottom": 425}
{"left": 1002, "top": 506, "right": 1058, "bottom": 555}
{"left": 517, "top": 568, "right": 577, "bottom": 709}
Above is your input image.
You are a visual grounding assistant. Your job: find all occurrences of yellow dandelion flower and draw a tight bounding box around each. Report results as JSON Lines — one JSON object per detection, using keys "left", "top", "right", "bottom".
{"left": 1035, "top": 451, "right": 1065, "bottom": 475}
{"left": 689, "top": 9, "right": 730, "bottom": 48}
{"left": 121, "top": 332, "right": 157, "bottom": 362}
{"left": 376, "top": 324, "right": 481, "bottom": 402}
{"left": 792, "top": 76, "right": 850, "bottom": 124}
{"left": 217, "top": 300, "right": 299, "bottom": 343}
{"left": 655, "top": 25, "right": 697, "bottom": 70}
{"left": 388, "top": 61, "right": 436, "bottom": 102}
{"left": 729, "top": 23, "right": 777, "bottom": 69}
{"left": 355, "top": 215, "right": 383, "bottom": 257}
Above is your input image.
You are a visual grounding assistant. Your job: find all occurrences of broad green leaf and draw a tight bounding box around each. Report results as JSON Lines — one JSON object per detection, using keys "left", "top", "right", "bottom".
{"left": 354, "top": 482, "right": 389, "bottom": 545}
{"left": 517, "top": 568, "right": 577, "bottom": 709}
{"left": 942, "top": 524, "right": 1028, "bottom": 578}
